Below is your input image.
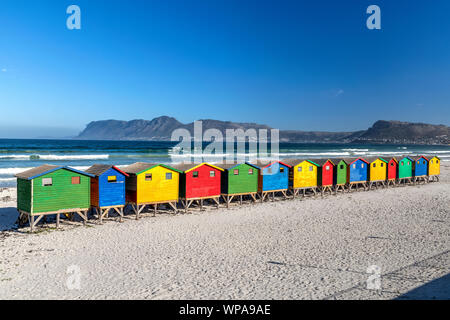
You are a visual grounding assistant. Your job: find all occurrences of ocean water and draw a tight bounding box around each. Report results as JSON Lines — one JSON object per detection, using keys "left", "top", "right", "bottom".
{"left": 1, "top": 138, "right": 449, "bottom": 187}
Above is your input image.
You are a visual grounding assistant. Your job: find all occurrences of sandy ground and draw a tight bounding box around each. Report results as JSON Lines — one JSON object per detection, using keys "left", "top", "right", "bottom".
{"left": 0, "top": 167, "right": 449, "bottom": 300}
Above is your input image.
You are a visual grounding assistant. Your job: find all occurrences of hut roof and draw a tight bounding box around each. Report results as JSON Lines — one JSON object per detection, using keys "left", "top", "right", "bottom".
{"left": 412, "top": 155, "right": 429, "bottom": 161}
{"left": 365, "top": 157, "right": 388, "bottom": 163}
{"left": 171, "top": 162, "right": 224, "bottom": 173}
{"left": 85, "top": 164, "right": 129, "bottom": 177}
{"left": 15, "top": 165, "right": 94, "bottom": 180}
{"left": 215, "top": 162, "right": 259, "bottom": 170}
{"left": 281, "top": 158, "right": 305, "bottom": 167}
{"left": 342, "top": 157, "right": 370, "bottom": 165}
{"left": 328, "top": 158, "right": 349, "bottom": 165}
{"left": 248, "top": 160, "right": 292, "bottom": 169}
{"left": 307, "top": 158, "right": 335, "bottom": 167}
{"left": 122, "top": 162, "right": 181, "bottom": 175}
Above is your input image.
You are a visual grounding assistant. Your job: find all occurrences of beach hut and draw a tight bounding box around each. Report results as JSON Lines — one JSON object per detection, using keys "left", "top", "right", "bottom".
{"left": 398, "top": 156, "right": 414, "bottom": 185}
{"left": 282, "top": 159, "right": 319, "bottom": 197}
{"left": 217, "top": 162, "right": 260, "bottom": 208}
{"left": 122, "top": 162, "right": 181, "bottom": 218}
{"left": 15, "top": 165, "right": 94, "bottom": 231}
{"left": 308, "top": 159, "right": 335, "bottom": 195}
{"left": 172, "top": 162, "right": 224, "bottom": 212}
{"left": 412, "top": 156, "right": 429, "bottom": 184}
{"left": 367, "top": 157, "right": 388, "bottom": 189}
{"left": 249, "top": 161, "right": 291, "bottom": 201}
{"left": 386, "top": 157, "right": 398, "bottom": 187}
{"left": 330, "top": 158, "right": 348, "bottom": 193}
{"left": 428, "top": 156, "right": 441, "bottom": 182}
{"left": 344, "top": 158, "right": 369, "bottom": 191}
{"left": 85, "top": 164, "right": 129, "bottom": 223}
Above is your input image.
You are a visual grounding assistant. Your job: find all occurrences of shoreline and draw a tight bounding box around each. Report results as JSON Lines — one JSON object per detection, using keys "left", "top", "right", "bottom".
{"left": 0, "top": 165, "right": 449, "bottom": 299}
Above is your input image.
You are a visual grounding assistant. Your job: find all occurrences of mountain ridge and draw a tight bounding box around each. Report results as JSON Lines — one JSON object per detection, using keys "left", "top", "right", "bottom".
{"left": 77, "top": 117, "right": 450, "bottom": 145}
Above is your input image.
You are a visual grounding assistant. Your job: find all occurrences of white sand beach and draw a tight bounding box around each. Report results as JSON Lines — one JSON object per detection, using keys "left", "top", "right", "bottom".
{"left": 0, "top": 166, "right": 449, "bottom": 300}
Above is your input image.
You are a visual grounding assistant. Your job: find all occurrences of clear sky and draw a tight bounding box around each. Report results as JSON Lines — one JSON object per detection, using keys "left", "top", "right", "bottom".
{"left": 0, "top": 0, "right": 449, "bottom": 138}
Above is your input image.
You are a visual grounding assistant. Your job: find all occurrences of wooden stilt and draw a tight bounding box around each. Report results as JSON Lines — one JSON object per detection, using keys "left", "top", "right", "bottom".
{"left": 56, "top": 213, "right": 60, "bottom": 228}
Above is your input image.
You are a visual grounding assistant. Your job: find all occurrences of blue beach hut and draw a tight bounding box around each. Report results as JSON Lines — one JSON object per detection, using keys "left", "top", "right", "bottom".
{"left": 249, "top": 161, "right": 291, "bottom": 201}
{"left": 85, "top": 164, "right": 129, "bottom": 223}
{"left": 412, "top": 156, "right": 429, "bottom": 183}
{"left": 345, "top": 158, "right": 369, "bottom": 191}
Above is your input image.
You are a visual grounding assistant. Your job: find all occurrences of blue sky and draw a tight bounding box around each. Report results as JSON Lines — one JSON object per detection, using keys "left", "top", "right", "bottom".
{"left": 0, "top": 0, "right": 449, "bottom": 138}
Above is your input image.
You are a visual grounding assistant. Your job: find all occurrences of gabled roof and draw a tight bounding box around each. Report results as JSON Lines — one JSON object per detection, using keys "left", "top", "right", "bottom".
{"left": 412, "top": 155, "right": 429, "bottom": 161}
{"left": 399, "top": 156, "right": 414, "bottom": 162}
{"left": 85, "top": 164, "right": 129, "bottom": 177}
{"left": 215, "top": 162, "right": 259, "bottom": 170}
{"left": 281, "top": 158, "right": 305, "bottom": 167}
{"left": 122, "top": 162, "right": 182, "bottom": 175}
{"left": 343, "top": 157, "right": 370, "bottom": 165}
{"left": 171, "top": 162, "right": 224, "bottom": 173}
{"left": 388, "top": 157, "right": 399, "bottom": 163}
{"left": 365, "top": 157, "right": 388, "bottom": 163}
{"left": 15, "top": 165, "right": 95, "bottom": 180}
{"left": 429, "top": 155, "right": 441, "bottom": 160}
{"left": 308, "top": 158, "right": 335, "bottom": 167}
{"left": 329, "top": 158, "right": 349, "bottom": 165}
{"left": 248, "top": 160, "right": 292, "bottom": 169}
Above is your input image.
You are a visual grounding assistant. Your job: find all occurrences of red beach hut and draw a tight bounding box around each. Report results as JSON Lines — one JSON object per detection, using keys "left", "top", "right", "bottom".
{"left": 172, "top": 162, "right": 224, "bottom": 212}
{"left": 309, "top": 158, "right": 335, "bottom": 195}
{"left": 387, "top": 157, "right": 398, "bottom": 186}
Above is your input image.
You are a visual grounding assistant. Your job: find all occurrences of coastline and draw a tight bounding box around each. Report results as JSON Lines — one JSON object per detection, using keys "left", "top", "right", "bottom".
{"left": 0, "top": 165, "right": 449, "bottom": 299}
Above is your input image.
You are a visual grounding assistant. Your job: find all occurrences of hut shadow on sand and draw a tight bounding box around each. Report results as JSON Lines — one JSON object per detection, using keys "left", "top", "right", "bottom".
{"left": 395, "top": 273, "right": 450, "bottom": 300}
{"left": 0, "top": 207, "right": 19, "bottom": 231}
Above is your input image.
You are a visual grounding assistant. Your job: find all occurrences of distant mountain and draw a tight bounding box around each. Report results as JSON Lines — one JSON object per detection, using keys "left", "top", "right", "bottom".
{"left": 354, "top": 120, "right": 449, "bottom": 144}
{"left": 76, "top": 117, "right": 450, "bottom": 144}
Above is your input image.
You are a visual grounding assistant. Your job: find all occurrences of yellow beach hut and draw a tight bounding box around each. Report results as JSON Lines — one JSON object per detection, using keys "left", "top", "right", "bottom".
{"left": 283, "top": 158, "right": 319, "bottom": 197}
{"left": 367, "top": 157, "right": 388, "bottom": 189}
{"left": 428, "top": 156, "right": 441, "bottom": 182}
{"left": 122, "top": 162, "right": 181, "bottom": 218}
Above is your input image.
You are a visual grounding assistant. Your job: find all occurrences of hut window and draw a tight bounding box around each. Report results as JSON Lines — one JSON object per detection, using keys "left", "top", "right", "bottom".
{"left": 280, "top": 167, "right": 284, "bottom": 173}
{"left": 401, "top": 162, "right": 404, "bottom": 166}
{"left": 423, "top": 161, "right": 426, "bottom": 164}
{"left": 210, "top": 171, "right": 215, "bottom": 177}
{"left": 408, "top": 161, "right": 410, "bottom": 165}
{"left": 361, "top": 164, "right": 365, "bottom": 168}
{"left": 193, "top": 171, "right": 199, "bottom": 178}
{"left": 298, "top": 167, "right": 302, "bottom": 172}
{"left": 353, "top": 164, "right": 356, "bottom": 169}
{"left": 108, "top": 176, "right": 117, "bottom": 183}
{"left": 340, "top": 165, "right": 344, "bottom": 169}
{"left": 71, "top": 176, "right": 81, "bottom": 185}
{"left": 309, "top": 166, "right": 313, "bottom": 171}
{"left": 430, "top": 160, "right": 433, "bottom": 164}
{"left": 42, "top": 178, "right": 52, "bottom": 186}
{"left": 145, "top": 173, "right": 152, "bottom": 181}
{"left": 390, "top": 163, "right": 394, "bottom": 166}
{"left": 248, "top": 169, "right": 253, "bottom": 175}
{"left": 166, "top": 172, "right": 172, "bottom": 180}
{"left": 325, "top": 166, "right": 330, "bottom": 171}
{"left": 373, "top": 163, "right": 376, "bottom": 168}
{"left": 233, "top": 169, "right": 239, "bottom": 175}
{"left": 267, "top": 168, "right": 272, "bottom": 174}
{"left": 381, "top": 163, "right": 384, "bottom": 167}
{"left": 437, "top": 160, "right": 439, "bottom": 164}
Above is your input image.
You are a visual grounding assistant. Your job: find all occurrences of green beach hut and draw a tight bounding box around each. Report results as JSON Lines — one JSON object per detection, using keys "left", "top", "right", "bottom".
{"left": 398, "top": 156, "right": 414, "bottom": 185}
{"left": 331, "top": 158, "right": 348, "bottom": 193}
{"left": 217, "top": 162, "right": 260, "bottom": 207}
{"left": 15, "top": 165, "right": 94, "bottom": 231}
